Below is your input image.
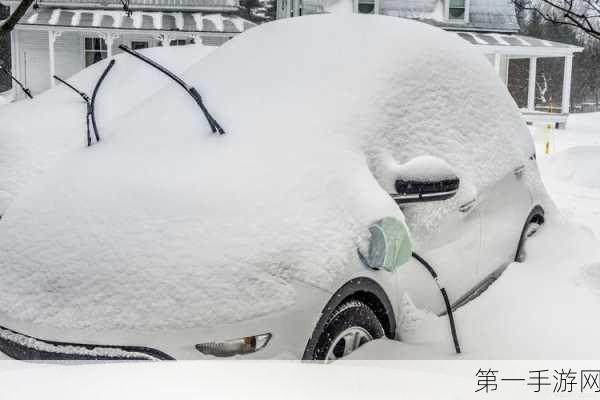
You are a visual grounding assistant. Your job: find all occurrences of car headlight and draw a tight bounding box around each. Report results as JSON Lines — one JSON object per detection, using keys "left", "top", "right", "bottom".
{"left": 195, "top": 333, "right": 272, "bottom": 357}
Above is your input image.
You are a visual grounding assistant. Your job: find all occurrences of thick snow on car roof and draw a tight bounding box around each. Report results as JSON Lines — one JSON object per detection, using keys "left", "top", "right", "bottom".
{"left": 0, "top": 14, "right": 536, "bottom": 331}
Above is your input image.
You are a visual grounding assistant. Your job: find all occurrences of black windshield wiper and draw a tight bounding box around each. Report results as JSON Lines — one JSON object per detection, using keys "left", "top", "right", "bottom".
{"left": 0, "top": 63, "right": 33, "bottom": 99}
{"left": 53, "top": 59, "right": 115, "bottom": 146}
{"left": 118, "top": 44, "right": 225, "bottom": 135}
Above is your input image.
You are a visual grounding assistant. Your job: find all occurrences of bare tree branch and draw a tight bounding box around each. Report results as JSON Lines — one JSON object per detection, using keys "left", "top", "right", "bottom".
{"left": 513, "top": 0, "right": 600, "bottom": 39}
{"left": 0, "top": 0, "right": 35, "bottom": 35}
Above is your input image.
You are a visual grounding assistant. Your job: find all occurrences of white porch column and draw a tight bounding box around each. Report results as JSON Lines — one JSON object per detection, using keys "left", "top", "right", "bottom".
{"left": 157, "top": 34, "right": 173, "bottom": 47}
{"left": 10, "top": 29, "right": 19, "bottom": 90}
{"left": 493, "top": 53, "right": 502, "bottom": 75}
{"left": 48, "top": 31, "right": 62, "bottom": 87}
{"left": 527, "top": 56, "right": 537, "bottom": 112}
{"left": 562, "top": 54, "right": 573, "bottom": 114}
{"left": 99, "top": 33, "right": 120, "bottom": 58}
{"left": 190, "top": 34, "right": 203, "bottom": 46}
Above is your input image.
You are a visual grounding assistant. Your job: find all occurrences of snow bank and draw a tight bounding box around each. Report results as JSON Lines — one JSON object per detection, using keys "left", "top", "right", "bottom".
{"left": 543, "top": 146, "right": 600, "bottom": 189}
{"left": 0, "top": 361, "right": 476, "bottom": 400}
{"left": 0, "top": 44, "right": 215, "bottom": 215}
{"left": 0, "top": 89, "right": 15, "bottom": 106}
{"left": 0, "top": 14, "right": 537, "bottom": 331}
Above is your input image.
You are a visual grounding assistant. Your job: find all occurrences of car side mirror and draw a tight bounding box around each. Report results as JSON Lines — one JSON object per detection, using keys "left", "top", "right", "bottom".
{"left": 391, "top": 156, "right": 460, "bottom": 204}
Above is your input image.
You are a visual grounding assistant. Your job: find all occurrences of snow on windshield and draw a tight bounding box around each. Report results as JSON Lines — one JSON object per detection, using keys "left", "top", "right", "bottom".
{"left": 0, "top": 44, "right": 216, "bottom": 215}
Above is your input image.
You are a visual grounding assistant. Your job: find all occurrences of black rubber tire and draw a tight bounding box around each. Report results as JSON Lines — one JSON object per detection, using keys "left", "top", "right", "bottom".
{"left": 309, "top": 300, "right": 385, "bottom": 361}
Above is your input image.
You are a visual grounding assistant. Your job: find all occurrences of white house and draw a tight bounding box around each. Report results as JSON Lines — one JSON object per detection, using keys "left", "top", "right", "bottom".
{"left": 3, "top": 0, "right": 255, "bottom": 97}
{"left": 277, "top": 0, "right": 583, "bottom": 128}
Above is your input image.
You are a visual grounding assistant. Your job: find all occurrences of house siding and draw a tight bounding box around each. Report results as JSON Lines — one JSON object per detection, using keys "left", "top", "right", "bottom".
{"left": 55, "top": 32, "right": 83, "bottom": 79}
{"left": 294, "top": 0, "right": 520, "bottom": 32}
{"left": 16, "top": 30, "right": 50, "bottom": 95}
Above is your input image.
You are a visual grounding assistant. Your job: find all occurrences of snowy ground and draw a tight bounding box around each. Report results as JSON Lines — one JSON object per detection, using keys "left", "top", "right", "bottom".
{"left": 352, "top": 112, "right": 600, "bottom": 360}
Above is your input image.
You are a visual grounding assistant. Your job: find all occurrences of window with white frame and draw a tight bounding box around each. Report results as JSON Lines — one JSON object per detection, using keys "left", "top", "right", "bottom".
{"left": 357, "top": 0, "right": 376, "bottom": 14}
{"left": 169, "top": 39, "right": 190, "bottom": 46}
{"left": 84, "top": 37, "right": 107, "bottom": 67}
{"left": 448, "top": 0, "right": 467, "bottom": 21}
{"left": 131, "top": 41, "right": 149, "bottom": 50}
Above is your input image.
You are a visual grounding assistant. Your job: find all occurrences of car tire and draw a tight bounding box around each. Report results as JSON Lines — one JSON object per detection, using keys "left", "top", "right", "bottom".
{"left": 515, "top": 207, "right": 544, "bottom": 262}
{"left": 308, "top": 300, "right": 385, "bottom": 362}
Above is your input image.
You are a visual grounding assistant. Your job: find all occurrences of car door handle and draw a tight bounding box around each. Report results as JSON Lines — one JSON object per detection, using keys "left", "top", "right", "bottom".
{"left": 459, "top": 198, "right": 477, "bottom": 213}
{"left": 514, "top": 164, "right": 525, "bottom": 177}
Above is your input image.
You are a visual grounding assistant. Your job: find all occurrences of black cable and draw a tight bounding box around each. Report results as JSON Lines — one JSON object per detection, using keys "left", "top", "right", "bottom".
{"left": 0, "top": 65, "right": 34, "bottom": 99}
{"left": 411, "top": 251, "right": 461, "bottom": 354}
{"left": 117, "top": 44, "right": 225, "bottom": 135}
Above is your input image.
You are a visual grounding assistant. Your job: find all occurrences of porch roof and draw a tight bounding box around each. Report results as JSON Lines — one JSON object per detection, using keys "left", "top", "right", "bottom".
{"left": 5, "top": 0, "right": 238, "bottom": 12}
{"left": 456, "top": 31, "right": 583, "bottom": 57}
{"left": 17, "top": 7, "right": 255, "bottom": 34}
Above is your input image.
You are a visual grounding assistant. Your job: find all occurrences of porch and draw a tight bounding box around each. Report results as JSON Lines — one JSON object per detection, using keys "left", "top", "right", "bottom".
{"left": 456, "top": 31, "right": 583, "bottom": 128}
{"left": 9, "top": 7, "right": 254, "bottom": 97}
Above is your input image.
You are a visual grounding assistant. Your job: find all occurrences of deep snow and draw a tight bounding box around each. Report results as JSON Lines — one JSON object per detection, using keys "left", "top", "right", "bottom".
{"left": 351, "top": 112, "right": 600, "bottom": 359}
{"left": 0, "top": 14, "right": 538, "bottom": 331}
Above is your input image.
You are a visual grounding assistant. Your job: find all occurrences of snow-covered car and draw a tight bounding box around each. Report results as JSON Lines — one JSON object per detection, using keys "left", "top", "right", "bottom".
{"left": 0, "top": 14, "right": 548, "bottom": 361}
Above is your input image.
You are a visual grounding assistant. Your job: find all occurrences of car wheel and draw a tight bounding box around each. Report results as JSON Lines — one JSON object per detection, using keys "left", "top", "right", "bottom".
{"left": 515, "top": 210, "right": 544, "bottom": 262}
{"left": 309, "top": 300, "right": 385, "bottom": 362}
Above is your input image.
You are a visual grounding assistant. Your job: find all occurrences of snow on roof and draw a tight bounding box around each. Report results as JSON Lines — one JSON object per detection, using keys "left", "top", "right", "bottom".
{"left": 0, "top": 15, "right": 538, "bottom": 331}
{"left": 457, "top": 31, "right": 583, "bottom": 53}
{"left": 19, "top": 8, "right": 256, "bottom": 33}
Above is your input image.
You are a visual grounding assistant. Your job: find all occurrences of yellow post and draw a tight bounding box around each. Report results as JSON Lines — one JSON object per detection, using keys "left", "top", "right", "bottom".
{"left": 544, "top": 123, "right": 552, "bottom": 155}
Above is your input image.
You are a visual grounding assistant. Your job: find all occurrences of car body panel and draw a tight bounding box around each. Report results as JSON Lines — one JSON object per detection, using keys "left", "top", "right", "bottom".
{"left": 0, "top": 280, "right": 331, "bottom": 360}
{"left": 477, "top": 167, "right": 534, "bottom": 280}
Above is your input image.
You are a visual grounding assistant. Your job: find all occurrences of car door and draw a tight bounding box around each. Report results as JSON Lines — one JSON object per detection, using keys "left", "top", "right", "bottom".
{"left": 394, "top": 184, "right": 482, "bottom": 315}
{"left": 477, "top": 165, "right": 533, "bottom": 281}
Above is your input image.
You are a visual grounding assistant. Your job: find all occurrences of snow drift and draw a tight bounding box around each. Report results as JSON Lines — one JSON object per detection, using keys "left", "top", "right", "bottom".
{"left": 543, "top": 146, "right": 600, "bottom": 190}
{"left": 0, "top": 14, "right": 536, "bottom": 331}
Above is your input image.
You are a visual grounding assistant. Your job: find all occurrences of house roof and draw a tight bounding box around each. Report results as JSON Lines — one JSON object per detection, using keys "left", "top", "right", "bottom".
{"left": 456, "top": 31, "right": 583, "bottom": 56}
{"left": 380, "top": 0, "right": 520, "bottom": 33}
{"left": 18, "top": 7, "right": 255, "bottom": 34}
{"left": 6, "top": 0, "right": 238, "bottom": 12}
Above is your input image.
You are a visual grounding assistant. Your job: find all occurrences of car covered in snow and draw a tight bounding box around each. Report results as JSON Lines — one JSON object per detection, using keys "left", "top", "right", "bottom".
{"left": 0, "top": 14, "right": 547, "bottom": 361}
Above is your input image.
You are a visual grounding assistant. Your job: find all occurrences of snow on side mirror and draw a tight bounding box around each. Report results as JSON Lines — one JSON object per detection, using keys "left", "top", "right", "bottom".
{"left": 391, "top": 156, "right": 460, "bottom": 204}
{"left": 358, "top": 217, "right": 412, "bottom": 272}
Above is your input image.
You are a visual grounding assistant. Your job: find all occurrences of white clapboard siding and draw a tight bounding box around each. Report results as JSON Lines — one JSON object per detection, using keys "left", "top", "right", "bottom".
{"left": 55, "top": 32, "right": 83, "bottom": 80}
{"left": 17, "top": 30, "right": 50, "bottom": 94}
